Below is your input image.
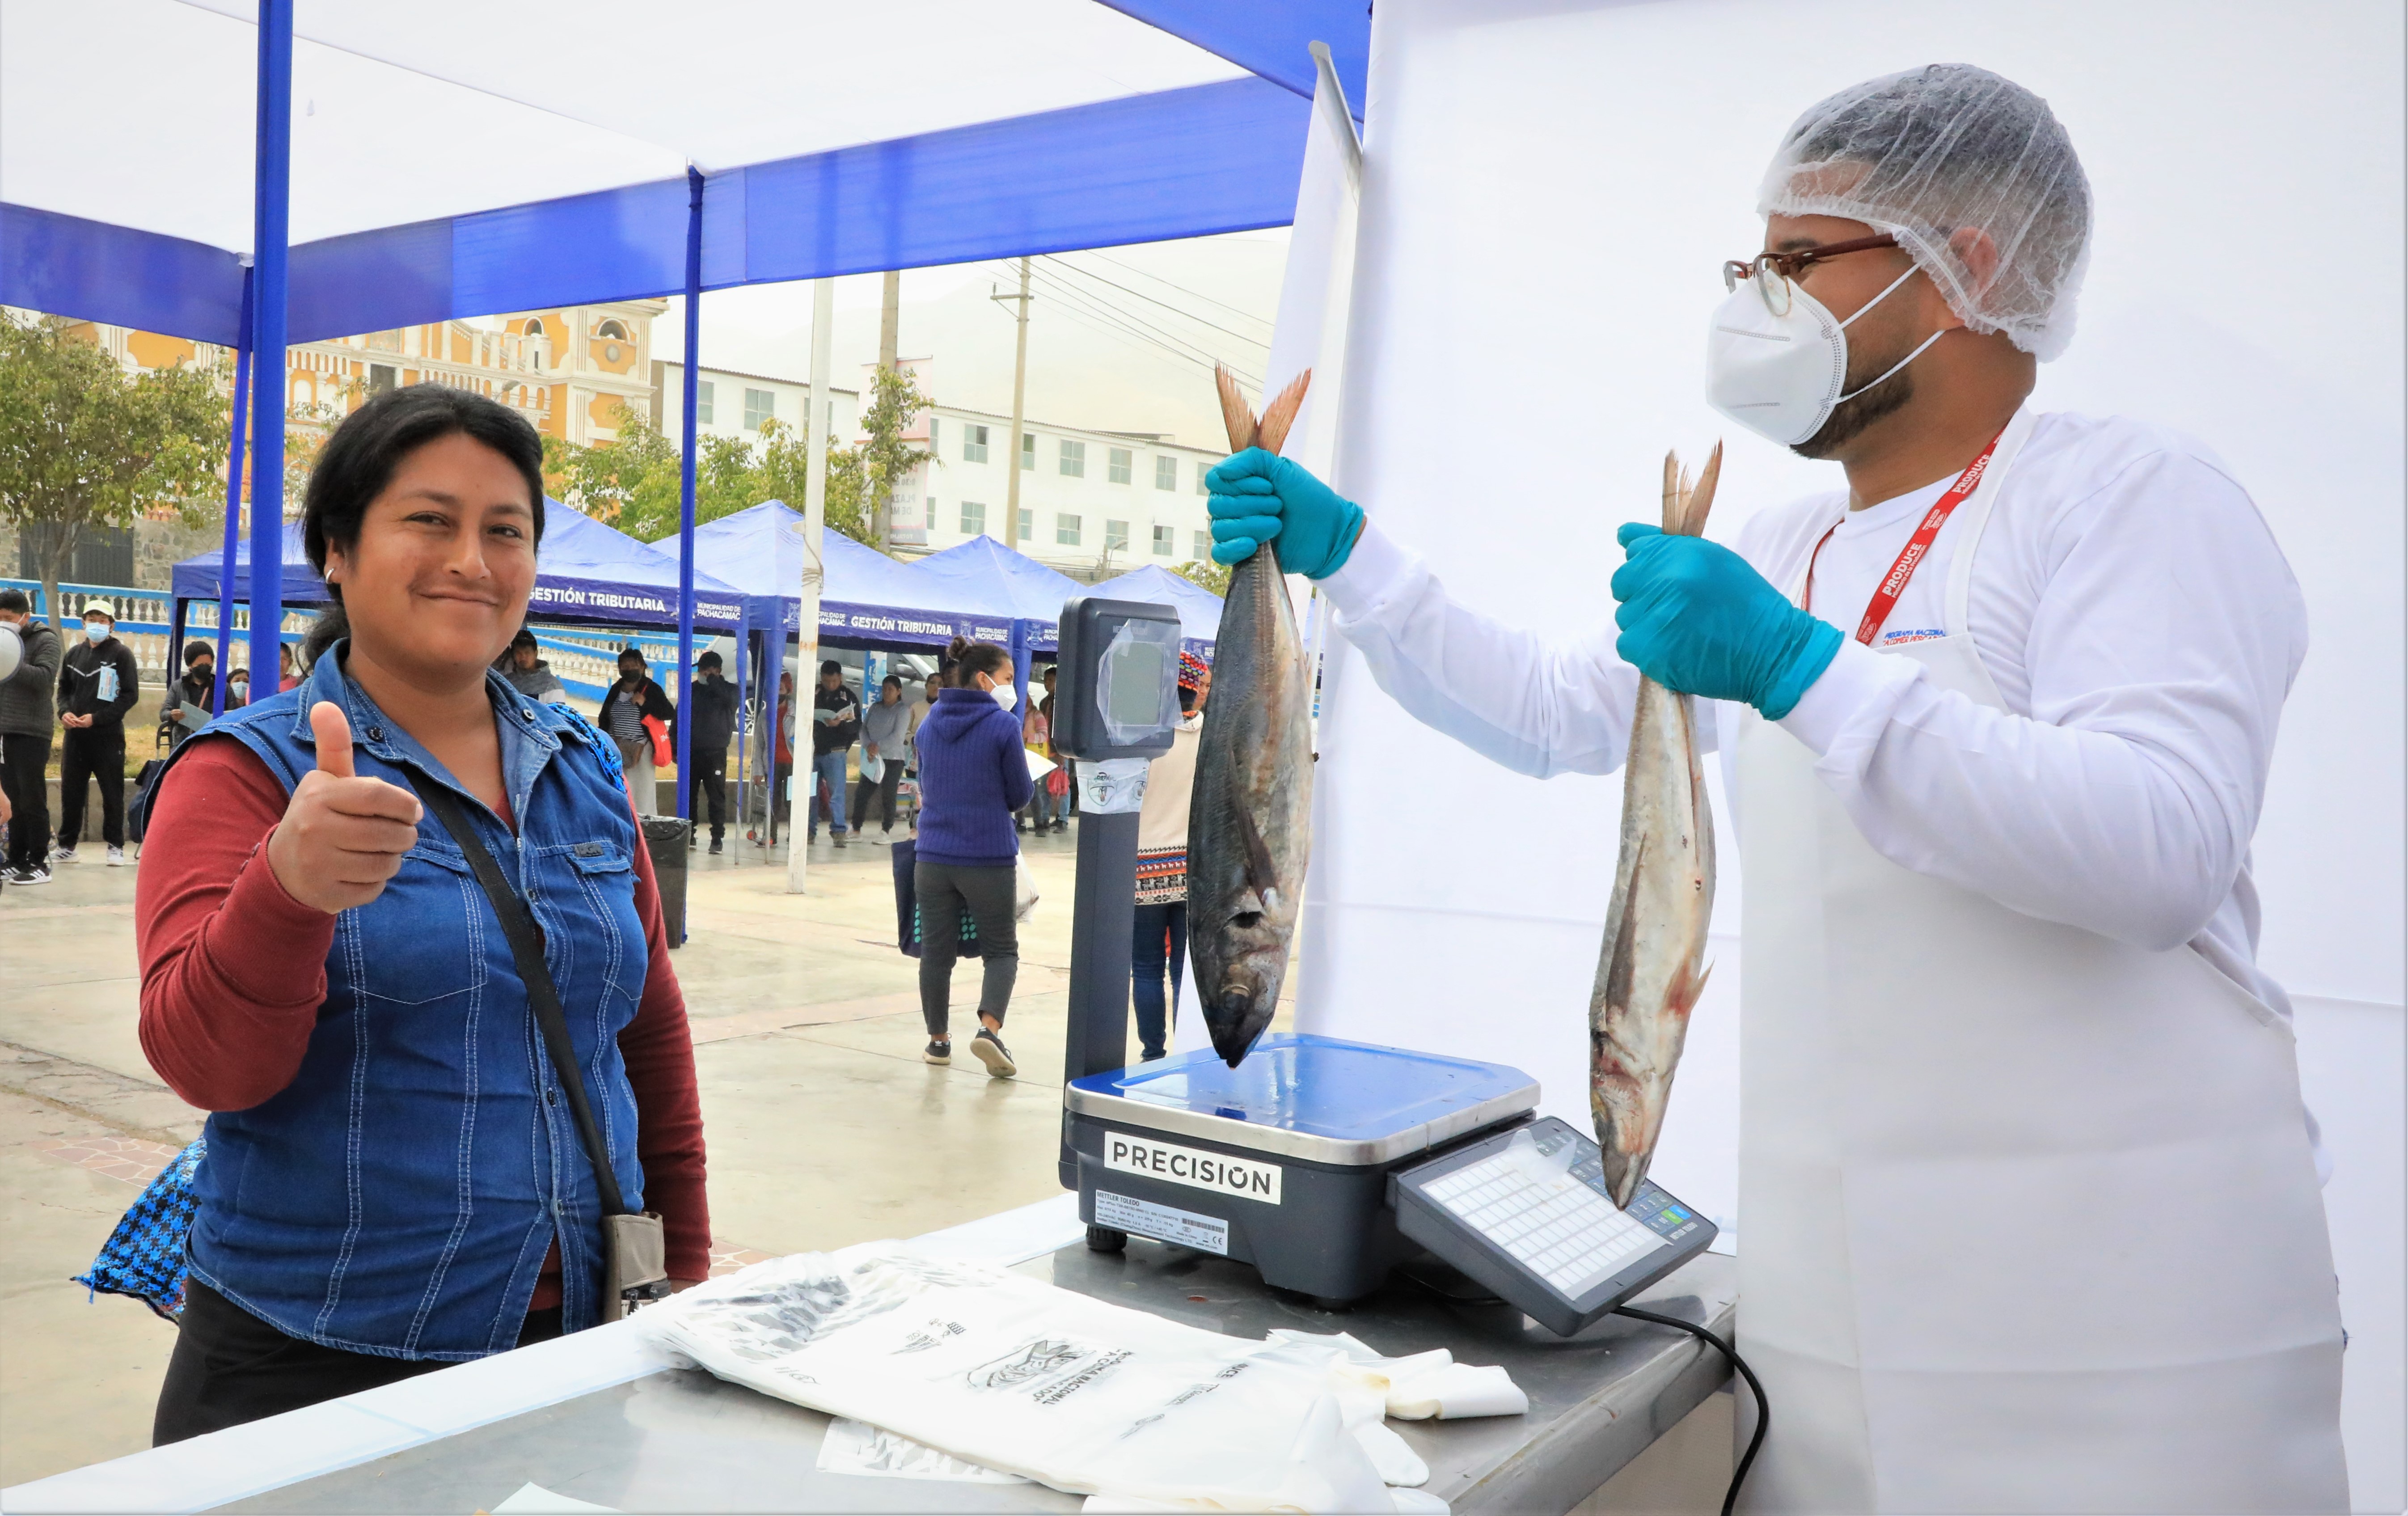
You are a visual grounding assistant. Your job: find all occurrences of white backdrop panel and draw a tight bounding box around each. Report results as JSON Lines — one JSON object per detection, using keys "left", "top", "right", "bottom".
{"left": 1303, "top": 1, "right": 2400, "bottom": 1503}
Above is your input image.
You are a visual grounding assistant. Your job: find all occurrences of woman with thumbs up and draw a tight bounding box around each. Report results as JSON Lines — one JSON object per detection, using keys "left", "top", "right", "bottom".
{"left": 133, "top": 385, "right": 711, "bottom": 1443}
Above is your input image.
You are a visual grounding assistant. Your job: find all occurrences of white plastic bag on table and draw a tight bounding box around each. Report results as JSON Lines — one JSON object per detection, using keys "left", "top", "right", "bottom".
{"left": 644, "top": 1244, "right": 1397, "bottom": 1512}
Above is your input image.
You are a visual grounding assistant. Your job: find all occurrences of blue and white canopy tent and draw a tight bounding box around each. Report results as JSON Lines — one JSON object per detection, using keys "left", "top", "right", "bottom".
{"left": 1085, "top": 562, "right": 1222, "bottom": 656}
{"left": 903, "top": 535, "right": 1090, "bottom": 695}
{"left": 0, "top": 0, "right": 1369, "bottom": 820}
{"left": 659, "top": 499, "right": 1021, "bottom": 833}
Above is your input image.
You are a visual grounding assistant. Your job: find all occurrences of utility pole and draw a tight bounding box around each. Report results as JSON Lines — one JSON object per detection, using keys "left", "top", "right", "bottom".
{"left": 876, "top": 269, "right": 900, "bottom": 551}
{"left": 993, "top": 258, "right": 1031, "bottom": 543}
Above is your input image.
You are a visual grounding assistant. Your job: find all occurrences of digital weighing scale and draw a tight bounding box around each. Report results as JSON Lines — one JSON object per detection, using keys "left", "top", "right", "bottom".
{"left": 1047, "top": 598, "right": 1718, "bottom": 1337}
{"left": 1063, "top": 1035, "right": 1718, "bottom": 1332}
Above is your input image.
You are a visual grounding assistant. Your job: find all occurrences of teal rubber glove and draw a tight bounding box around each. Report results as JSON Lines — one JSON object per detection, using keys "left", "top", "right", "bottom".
{"left": 1206, "top": 448, "right": 1365, "bottom": 579}
{"left": 1610, "top": 522, "right": 1843, "bottom": 720}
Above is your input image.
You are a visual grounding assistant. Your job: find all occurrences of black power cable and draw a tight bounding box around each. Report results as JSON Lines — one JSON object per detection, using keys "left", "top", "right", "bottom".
{"left": 1394, "top": 1262, "right": 1768, "bottom": 1514}
{"left": 1609, "top": 1304, "right": 1767, "bottom": 1516}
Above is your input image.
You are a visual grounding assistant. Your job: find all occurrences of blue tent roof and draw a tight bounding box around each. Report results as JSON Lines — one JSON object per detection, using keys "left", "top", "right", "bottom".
{"left": 172, "top": 499, "right": 755, "bottom": 632}
{"left": 656, "top": 501, "right": 990, "bottom": 649}
{"left": 1084, "top": 563, "right": 1222, "bottom": 650}
{"left": 904, "top": 535, "right": 1089, "bottom": 651}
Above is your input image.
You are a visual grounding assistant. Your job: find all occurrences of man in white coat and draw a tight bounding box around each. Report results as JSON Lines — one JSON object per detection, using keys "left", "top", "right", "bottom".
{"left": 1207, "top": 64, "right": 2346, "bottom": 1515}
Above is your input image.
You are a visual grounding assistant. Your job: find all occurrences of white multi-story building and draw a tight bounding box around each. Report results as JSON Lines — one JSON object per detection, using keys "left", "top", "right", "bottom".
{"left": 649, "top": 360, "right": 860, "bottom": 455}
{"left": 897, "top": 402, "right": 1227, "bottom": 579}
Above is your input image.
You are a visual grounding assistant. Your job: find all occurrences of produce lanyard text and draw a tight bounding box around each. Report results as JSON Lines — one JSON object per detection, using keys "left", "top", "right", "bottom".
{"left": 1802, "top": 428, "right": 2006, "bottom": 644}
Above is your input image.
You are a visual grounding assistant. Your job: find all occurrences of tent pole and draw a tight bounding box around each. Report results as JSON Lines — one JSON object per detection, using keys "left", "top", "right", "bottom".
{"left": 245, "top": 0, "right": 292, "bottom": 706}
{"left": 674, "top": 167, "right": 703, "bottom": 825}
{"left": 213, "top": 267, "right": 254, "bottom": 716}
{"left": 732, "top": 621, "right": 748, "bottom": 865}
{"left": 762, "top": 631, "right": 782, "bottom": 851}
{"left": 786, "top": 278, "right": 833, "bottom": 895}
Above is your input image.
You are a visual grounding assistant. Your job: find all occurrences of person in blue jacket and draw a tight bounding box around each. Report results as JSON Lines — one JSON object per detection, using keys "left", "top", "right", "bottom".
{"left": 910, "top": 643, "right": 1032, "bottom": 1077}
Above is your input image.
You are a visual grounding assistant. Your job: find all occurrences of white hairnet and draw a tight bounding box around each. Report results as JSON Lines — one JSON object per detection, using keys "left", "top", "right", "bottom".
{"left": 1760, "top": 64, "right": 2091, "bottom": 362}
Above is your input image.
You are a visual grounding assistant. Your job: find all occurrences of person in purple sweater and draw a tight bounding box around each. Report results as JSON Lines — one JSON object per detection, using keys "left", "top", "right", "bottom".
{"left": 913, "top": 643, "right": 1035, "bottom": 1076}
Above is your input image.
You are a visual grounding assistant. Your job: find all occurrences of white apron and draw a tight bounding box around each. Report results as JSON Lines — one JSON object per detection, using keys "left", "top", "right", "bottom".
{"left": 1731, "top": 413, "right": 2349, "bottom": 1513}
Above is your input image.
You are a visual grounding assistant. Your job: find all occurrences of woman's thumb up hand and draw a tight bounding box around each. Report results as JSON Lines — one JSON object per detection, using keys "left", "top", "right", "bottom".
{"left": 266, "top": 702, "right": 426, "bottom": 914}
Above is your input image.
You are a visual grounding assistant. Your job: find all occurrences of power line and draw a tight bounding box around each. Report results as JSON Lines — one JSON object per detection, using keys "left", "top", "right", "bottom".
{"left": 1021, "top": 262, "right": 1263, "bottom": 385}
{"left": 1023, "top": 267, "right": 1250, "bottom": 383}
{"left": 986, "top": 263, "right": 1248, "bottom": 388}
{"left": 1036, "top": 256, "right": 1271, "bottom": 350}
{"left": 993, "top": 261, "right": 1263, "bottom": 390}
{"left": 1073, "top": 250, "right": 1277, "bottom": 334}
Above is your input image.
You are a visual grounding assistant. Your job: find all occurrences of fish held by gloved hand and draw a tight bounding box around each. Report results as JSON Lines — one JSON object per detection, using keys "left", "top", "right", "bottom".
{"left": 1189, "top": 366, "right": 1315, "bottom": 1067}
{"left": 1592, "top": 444, "right": 1721, "bottom": 1208}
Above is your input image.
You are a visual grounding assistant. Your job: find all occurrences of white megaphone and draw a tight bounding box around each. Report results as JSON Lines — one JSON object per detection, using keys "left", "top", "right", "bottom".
{"left": 0, "top": 621, "right": 20, "bottom": 684}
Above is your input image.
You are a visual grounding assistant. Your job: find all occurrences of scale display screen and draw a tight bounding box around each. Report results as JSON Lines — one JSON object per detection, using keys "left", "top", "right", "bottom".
{"left": 1392, "top": 1116, "right": 1716, "bottom": 1337}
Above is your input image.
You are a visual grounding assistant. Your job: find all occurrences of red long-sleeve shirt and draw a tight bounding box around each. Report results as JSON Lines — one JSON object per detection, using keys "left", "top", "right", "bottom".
{"left": 135, "top": 737, "right": 710, "bottom": 1308}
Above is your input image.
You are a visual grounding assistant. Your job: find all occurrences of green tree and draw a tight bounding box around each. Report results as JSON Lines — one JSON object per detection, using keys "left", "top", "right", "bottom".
{"left": 0, "top": 313, "right": 231, "bottom": 626}
{"left": 857, "top": 365, "right": 935, "bottom": 550}
{"left": 1174, "top": 558, "right": 1231, "bottom": 597}
{"left": 546, "top": 401, "right": 894, "bottom": 551}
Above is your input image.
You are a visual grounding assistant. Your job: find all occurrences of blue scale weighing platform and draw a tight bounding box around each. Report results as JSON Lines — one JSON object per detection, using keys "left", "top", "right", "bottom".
{"left": 1064, "top": 1034, "right": 1717, "bottom": 1332}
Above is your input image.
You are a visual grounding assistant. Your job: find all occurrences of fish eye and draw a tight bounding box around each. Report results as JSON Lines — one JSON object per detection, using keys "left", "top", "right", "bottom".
{"left": 1230, "top": 911, "right": 1263, "bottom": 929}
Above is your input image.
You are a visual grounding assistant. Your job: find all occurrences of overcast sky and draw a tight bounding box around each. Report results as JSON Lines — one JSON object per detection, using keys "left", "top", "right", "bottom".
{"left": 651, "top": 228, "right": 1291, "bottom": 446}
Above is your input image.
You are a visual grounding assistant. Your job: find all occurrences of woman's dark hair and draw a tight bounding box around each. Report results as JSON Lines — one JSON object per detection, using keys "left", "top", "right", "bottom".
{"left": 956, "top": 644, "right": 1012, "bottom": 684}
{"left": 1178, "top": 685, "right": 1198, "bottom": 713}
{"left": 300, "top": 384, "right": 546, "bottom": 664}
{"left": 881, "top": 674, "right": 902, "bottom": 694}
{"left": 182, "top": 639, "right": 215, "bottom": 666}
{"left": 940, "top": 634, "right": 973, "bottom": 687}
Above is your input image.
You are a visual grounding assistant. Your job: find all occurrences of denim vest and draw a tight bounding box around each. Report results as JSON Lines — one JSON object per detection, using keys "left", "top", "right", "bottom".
{"left": 176, "top": 647, "right": 649, "bottom": 1359}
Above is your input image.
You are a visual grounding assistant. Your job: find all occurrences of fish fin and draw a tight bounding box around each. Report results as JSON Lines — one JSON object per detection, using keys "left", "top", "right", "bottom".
{"left": 1681, "top": 441, "right": 1724, "bottom": 537}
{"left": 1254, "top": 370, "right": 1313, "bottom": 457}
{"left": 1215, "top": 365, "right": 1259, "bottom": 453}
{"left": 1234, "top": 791, "right": 1281, "bottom": 903}
{"left": 1599, "top": 836, "right": 1644, "bottom": 1016}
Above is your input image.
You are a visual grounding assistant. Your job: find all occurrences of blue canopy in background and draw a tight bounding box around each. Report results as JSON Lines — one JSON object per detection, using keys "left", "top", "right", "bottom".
{"left": 904, "top": 535, "right": 1090, "bottom": 654}
{"left": 656, "top": 501, "right": 995, "bottom": 650}
{"left": 171, "top": 499, "right": 757, "bottom": 634}
{"left": 1084, "top": 563, "right": 1222, "bottom": 653}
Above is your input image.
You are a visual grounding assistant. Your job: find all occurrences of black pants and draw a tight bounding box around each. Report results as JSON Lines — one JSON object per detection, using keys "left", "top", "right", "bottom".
{"left": 1130, "top": 900, "right": 1188, "bottom": 1059}
{"left": 59, "top": 726, "right": 127, "bottom": 849}
{"left": 1, "top": 732, "right": 50, "bottom": 870}
{"left": 916, "top": 860, "right": 1017, "bottom": 1037}
{"left": 154, "top": 1279, "right": 562, "bottom": 1446}
{"left": 687, "top": 745, "right": 727, "bottom": 839}
{"left": 851, "top": 763, "right": 902, "bottom": 834}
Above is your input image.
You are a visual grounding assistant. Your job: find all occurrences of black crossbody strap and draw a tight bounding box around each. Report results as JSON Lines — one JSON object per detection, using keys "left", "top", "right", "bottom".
{"left": 401, "top": 770, "right": 630, "bottom": 1218}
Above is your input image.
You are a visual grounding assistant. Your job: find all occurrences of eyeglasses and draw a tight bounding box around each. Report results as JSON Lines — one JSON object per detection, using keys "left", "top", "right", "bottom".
{"left": 1722, "top": 233, "right": 1901, "bottom": 316}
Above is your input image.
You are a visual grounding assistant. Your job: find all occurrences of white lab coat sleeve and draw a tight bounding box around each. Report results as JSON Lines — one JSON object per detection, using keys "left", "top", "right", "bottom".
{"left": 1319, "top": 523, "right": 1666, "bottom": 778}
{"left": 1776, "top": 448, "right": 2305, "bottom": 952}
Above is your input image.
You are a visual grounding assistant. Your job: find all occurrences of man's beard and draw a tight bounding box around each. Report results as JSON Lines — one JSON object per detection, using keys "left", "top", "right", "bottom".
{"left": 1793, "top": 346, "right": 1918, "bottom": 460}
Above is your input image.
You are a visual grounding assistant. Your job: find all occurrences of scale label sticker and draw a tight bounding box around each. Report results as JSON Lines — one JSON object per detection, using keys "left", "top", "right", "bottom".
{"left": 1094, "top": 1190, "right": 1231, "bottom": 1254}
{"left": 1102, "top": 1134, "right": 1282, "bottom": 1205}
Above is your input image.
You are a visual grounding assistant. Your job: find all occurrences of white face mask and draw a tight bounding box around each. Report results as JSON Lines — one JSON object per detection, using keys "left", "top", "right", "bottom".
{"left": 84, "top": 621, "right": 108, "bottom": 643}
{"left": 1704, "top": 264, "right": 1944, "bottom": 447}
{"left": 990, "top": 682, "right": 1018, "bottom": 713}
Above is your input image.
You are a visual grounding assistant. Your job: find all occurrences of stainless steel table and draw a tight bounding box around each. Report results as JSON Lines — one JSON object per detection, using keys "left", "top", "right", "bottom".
{"left": 213, "top": 1241, "right": 1736, "bottom": 1515}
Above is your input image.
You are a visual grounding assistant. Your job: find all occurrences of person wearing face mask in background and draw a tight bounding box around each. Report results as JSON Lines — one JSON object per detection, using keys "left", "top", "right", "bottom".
{"left": 910, "top": 643, "right": 1033, "bottom": 1077}
{"left": 163, "top": 640, "right": 238, "bottom": 752}
{"left": 684, "top": 650, "right": 737, "bottom": 854}
{"left": 603, "top": 648, "right": 675, "bottom": 817}
{"left": 54, "top": 602, "right": 142, "bottom": 865}
{"left": 1206, "top": 64, "right": 2343, "bottom": 1513}
{"left": 0, "top": 588, "right": 62, "bottom": 884}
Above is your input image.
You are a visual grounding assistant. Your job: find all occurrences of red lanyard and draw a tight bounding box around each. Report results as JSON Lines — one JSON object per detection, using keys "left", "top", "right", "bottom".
{"left": 1803, "top": 431, "right": 2005, "bottom": 646}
